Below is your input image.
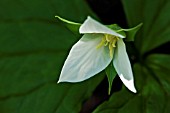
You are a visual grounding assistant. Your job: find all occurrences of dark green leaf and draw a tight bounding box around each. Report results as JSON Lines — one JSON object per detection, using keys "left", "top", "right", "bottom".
{"left": 146, "top": 54, "right": 170, "bottom": 92}
{"left": 93, "top": 1, "right": 170, "bottom": 113}
{"left": 0, "top": 0, "right": 104, "bottom": 113}
{"left": 93, "top": 89, "right": 135, "bottom": 113}
{"left": 93, "top": 63, "right": 168, "bottom": 113}
{"left": 122, "top": 0, "right": 170, "bottom": 54}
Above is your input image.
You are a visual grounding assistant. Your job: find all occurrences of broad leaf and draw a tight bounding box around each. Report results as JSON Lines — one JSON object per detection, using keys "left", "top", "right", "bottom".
{"left": 0, "top": 0, "right": 104, "bottom": 113}
{"left": 122, "top": 0, "right": 170, "bottom": 54}
{"left": 93, "top": 63, "right": 169, "bottom": 113}
{"left": 146, "top": 54, "right": 170, "bottom": 92}
{"left": 93, "top": 0, "right": 170, "bottom": 112}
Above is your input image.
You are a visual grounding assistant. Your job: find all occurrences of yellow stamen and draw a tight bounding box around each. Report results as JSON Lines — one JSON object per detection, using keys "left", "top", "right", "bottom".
{"left": 96, "top": 34, "right": 119, "bottom": 58}
{"left": 105, "top": 34, "right": 110, "bottom": 42}
{"left": 104, "top": 41, "right": 108, "bottom": 46}
{"left": 112, "top": 38, "right": 117, "bottom": 47}
{"left": 109, "top": 43, "right": 113, "bottom": 58}
{"left": 96, "top": 37, "right": 106, "bottom": 49}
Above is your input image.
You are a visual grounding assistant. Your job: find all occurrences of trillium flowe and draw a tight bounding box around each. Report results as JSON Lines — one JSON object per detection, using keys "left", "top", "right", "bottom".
{"left": 58, "top": 16, "right": 139, "bottom": 93}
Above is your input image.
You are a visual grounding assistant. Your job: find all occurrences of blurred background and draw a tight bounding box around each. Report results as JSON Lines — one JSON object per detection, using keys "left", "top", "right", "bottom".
{"left": 0, "top": 0, "right": 170, "bottom": 113}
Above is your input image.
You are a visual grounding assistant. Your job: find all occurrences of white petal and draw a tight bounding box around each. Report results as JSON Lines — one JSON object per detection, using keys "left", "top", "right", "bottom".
{"left": 58, "top": 34, "right": 112, "bottom": 83}
{"left": 119, "top": 74, "right": 137, "bottom": 93}
{"left": 113, "top": 39, "right": 137, "bottom": 93}
{"left": 79, "top": 16, "right": 125, "bottom": 38}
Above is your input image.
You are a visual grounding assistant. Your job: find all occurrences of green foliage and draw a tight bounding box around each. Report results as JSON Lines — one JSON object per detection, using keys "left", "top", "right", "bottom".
{"left": 122, "top": 0, "right": 170, "bottom": 54}
{"left": 93, "top": 0, "right": 170, "bottom": 112}
{"left": 0, "top": 0, "right": 104, "bottom": 113}
{"left": 94, "top": 61, "right": 170, "bottom": 113}
{"left": 0, "top": 0, "right": 170, "bottom": 112}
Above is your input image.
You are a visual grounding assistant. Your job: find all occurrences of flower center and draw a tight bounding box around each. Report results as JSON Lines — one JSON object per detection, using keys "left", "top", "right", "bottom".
{"left": 96, "top": 34, "right": 119, "bottom": 58}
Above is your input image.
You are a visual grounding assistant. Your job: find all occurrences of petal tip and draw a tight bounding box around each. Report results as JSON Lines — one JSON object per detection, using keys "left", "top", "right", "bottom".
{"left": 79, "top": 16, "right": 90, "bottom": 34}
{"left": 129, "top": 86, "right": 137, "bottom": 93}
{"left": 119, "top": 74, "right": 137, "bottom": 93}
{"left": 87, "top": 16, "right": 91, "bottom": 19}
{"left": 57, "top": 80, "right": 61, "bottom": 83}
{"left": 79, "top": 25, "right": 84, "bottom": 34}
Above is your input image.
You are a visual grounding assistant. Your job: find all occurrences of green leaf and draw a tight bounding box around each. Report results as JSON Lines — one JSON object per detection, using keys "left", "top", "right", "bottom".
{"left": 93, "top": 63, "right": 168, "bottom": 113}
{"left": 93, "top": 1, "right": 170, "bottom": 112}
{"left": 146, "top": 54, "right": 170, "bottom": 92}
{"left": 55, "top": 16, "right": 81, "bottom": 36}
{"left": 122, "top": 0, "right": 170, "bottom": 54}
{"left": 93, "top": 89, "right": 135, "bottom": 113}
{"left": 0, "top": 0, "right": 103, "bottom": 113}
{"left": 145, "top": 54, "right": 170, "bottom": 113}
{"left": 105, "top": 63, "right": 117, "bottom": 95}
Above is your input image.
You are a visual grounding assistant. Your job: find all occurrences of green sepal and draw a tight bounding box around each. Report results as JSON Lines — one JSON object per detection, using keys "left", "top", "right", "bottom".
{"left": 105, "top": 63, "right": 117, "bottom": 95}
{"left": 55, "top": 16, "right": 81, "bottom": 35}
{"left": 122, "top": 23, "right": 143, "bottom": 41}
{"left": 107, "top": 24, "right": 126, "bottom": 37}
{"left": 108, "top": 23, "right": 143, "bottom": 41}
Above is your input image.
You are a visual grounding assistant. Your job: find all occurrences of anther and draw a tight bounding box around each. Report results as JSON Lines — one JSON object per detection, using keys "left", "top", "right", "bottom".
{"left": 96, "top": 34, "right": 119, "bottom": 58}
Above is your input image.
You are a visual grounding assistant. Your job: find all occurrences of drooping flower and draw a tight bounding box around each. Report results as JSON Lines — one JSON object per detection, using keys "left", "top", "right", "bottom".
{"left": 58, "top": 16, "right": 137, "bottom": 93}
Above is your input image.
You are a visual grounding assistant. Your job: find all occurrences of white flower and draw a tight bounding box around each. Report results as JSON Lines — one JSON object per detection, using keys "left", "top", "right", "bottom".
{"left": 58, "top": 16, "right": 137, "bottom": 93}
